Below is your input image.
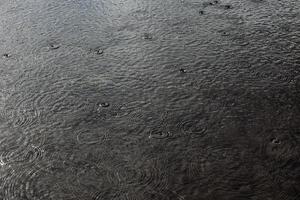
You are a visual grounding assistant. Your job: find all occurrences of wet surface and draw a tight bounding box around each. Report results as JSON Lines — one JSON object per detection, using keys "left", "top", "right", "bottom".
{"left": 0, "top": 0, "right": 299, "bottom": 199}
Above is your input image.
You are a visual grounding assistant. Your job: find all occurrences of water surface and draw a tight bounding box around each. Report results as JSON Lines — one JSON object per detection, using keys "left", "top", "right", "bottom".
{"left": 0, "top": 0, "right": 299, "bottom": 199}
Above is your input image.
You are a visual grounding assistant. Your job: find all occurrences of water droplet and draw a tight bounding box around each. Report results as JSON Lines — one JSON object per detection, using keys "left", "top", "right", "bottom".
{"left": 271, "top": 138, "right": 281, "bottom": 145}
{"left": 149, "top": 130, "right": 171, "bottom": 139}
{"left": 99, "top": 102, "right": 110, "bottom": 108}
{"left": 143, "top": 33, "right": 152, "bottom": 40}
{"left": 96, "top": 49, "right": 104, "bottom": 55}
{"left": 49, "top": 43, "right": 60, "bottom": 50}
{"left": 240, "top": 42, "right": 249, "bottom": 46}
{"left": 224, "top": 4, "right": 232, "bottom": 9}
{"left": 221, "top": 31, "right": 229, "bottom": 36}
{"left": 2, "top": 53, "right": 10, "bottom": 58}
{"left": 180, "top": 68, "right": 187, "bottom": 73}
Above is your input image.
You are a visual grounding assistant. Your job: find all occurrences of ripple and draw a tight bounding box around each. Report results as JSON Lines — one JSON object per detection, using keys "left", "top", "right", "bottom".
{"left": 145, "top": 112, "right": 176, "bottom": 140}
{"left": 188, "top": 157, "right": 210, "bottom": 179}
{"left": 0, "top": 143, "right": 45, "bottom": 166}
{"left": 0, "top": 132, "right": 30, "bottom": 167}
{"left": 265, "top": 137, "right": 298, "bottom": 162}
{"left": 76, "top": 128, "right": 110, "bottom": 145}
{"left": 1, "top": 165, "right": 48, "bottom": 200}
{"left": 258, "top": 129, "right": 300, "bottom": 165}
{"left": 11, "top": 108, "right": 42, "bottom": 128}
{"left": 177, "top": 119, "right": 207, "bottom": 138}
{"left": 95, "top": 103, "right": 122, "bottom": 122}
{"left": 0, "top": 109, "right": 11, "bottom": 123}
{"left": 0, "top": 125, "right": 47, "bottom": 168}
{"left": 114, "top": 160, "right": 169, "bottom": 196}
{"left": 99, "top": 102, "right": 159, "bottom": 136}
{"left": 113, "top": 100, "right": 149, "bottom": 119}
{"left": 148, "top": 129, "right": 172, "bottom": 139}
{"left": 92, "top": 188, "right": 123, "bottom": 200}
{"left": 28, "top": 39, "right": 64, "bottom": 56}
{"left": 22, "top": 145, "right": 45, "bottom": 164}
{"left": 0, "top": 0, "right": 299, "bottom": 199}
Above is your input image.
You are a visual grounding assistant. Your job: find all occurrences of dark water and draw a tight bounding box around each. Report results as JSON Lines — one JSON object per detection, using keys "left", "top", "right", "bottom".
{"left": 0, "top": 0, "right": 300, "bottom": 199}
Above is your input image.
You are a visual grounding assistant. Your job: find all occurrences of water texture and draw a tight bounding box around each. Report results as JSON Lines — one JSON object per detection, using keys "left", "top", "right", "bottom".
{"left": 0, "top": 0, "right": 299, "bottom": 199}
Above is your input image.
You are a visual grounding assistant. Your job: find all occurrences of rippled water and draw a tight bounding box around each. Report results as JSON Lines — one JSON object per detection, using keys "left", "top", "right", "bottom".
{"left": 0, "top": 0, "right": 299, "bottom": 199}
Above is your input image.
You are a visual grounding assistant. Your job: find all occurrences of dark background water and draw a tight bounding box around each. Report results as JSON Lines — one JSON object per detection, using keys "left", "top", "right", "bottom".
{"left": 0, "top": 0, "right": 299, "bottom": 199}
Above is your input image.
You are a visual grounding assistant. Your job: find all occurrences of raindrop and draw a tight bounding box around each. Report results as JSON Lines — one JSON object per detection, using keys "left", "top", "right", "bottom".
{"left": 240, "top": 42, "right": 249, "bottom": 46}
{"left": 96, "top": 49, "right": 104, "bottom": 55}
{"left": 271, "top": 137, "right": 281, "bottom": 145}
{"left": 224, "top": 4, "right": 232, "bottom": 9}
{"left": 143, "top": 33, "right": 153, "bottom": 40}
{"left": 98, "top": 102, "right": 110, "bottom": 108}
{"left": 221, "top": 31, "right": 229, "bottom": 36}
{"left": 48, "top": 43, "right": 60, "bottom": 50}
{"left": 178, "top": 118, "right": 207, "bottom": 138}
{"left": 2, "top": 53, "right": 10, "bottom": 58}
{"left": 180, "top": 68, "right": 187, "bottom": 73}
{"left": 149, "top": 130, "right": 171, "bottom": 139}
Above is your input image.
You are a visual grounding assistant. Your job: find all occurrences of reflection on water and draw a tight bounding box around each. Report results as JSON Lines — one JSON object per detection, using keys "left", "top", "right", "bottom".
{"left": 0, "top": 0, "right": 300, "bottom": 199}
